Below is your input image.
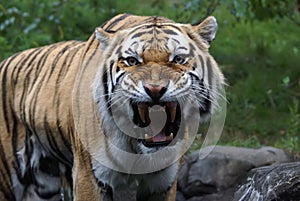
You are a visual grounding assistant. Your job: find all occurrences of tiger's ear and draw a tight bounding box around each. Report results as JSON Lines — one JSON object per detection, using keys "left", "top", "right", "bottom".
{"left": 95, "top": 28, "right": 112, "bottom": 49}
{"left": 193, "top": 16, "right": 218, "bottom": 47}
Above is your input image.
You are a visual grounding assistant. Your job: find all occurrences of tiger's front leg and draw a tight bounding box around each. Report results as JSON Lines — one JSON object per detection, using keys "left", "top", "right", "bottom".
{"left": 72, "top": 146, "right": 135, "bottom": 201}
{"left": 166, "top": 181, "right": 177, "bottom": 201}
{"left": 72, "top": 139, "right": 110, "bottom": 201}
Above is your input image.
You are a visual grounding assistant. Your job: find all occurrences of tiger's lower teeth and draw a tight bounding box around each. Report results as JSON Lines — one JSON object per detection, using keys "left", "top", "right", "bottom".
{"left": 167, "top": 133, "right": 174, "bottom": 141}
{"left": 145, "top": 134, "right": 153, "bottom": 143}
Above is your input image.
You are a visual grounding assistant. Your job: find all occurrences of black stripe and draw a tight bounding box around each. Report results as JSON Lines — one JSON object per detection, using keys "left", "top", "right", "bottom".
{"left": 198, "top": 78, "right": 211, "bottom": 115}
{"left": 11, "top": 52, "right": 41, "bottom": 125}
{"left": 27, "top": 44, "right": 63, "bottom": 132}
{"left": 0, "top": 141, "right": 15, "bottom": 200}
{"left": 199, "top": 55, "right": 205, "bottom": 78}
{"left": 114, "top": 46, "right": 123, "bottom": 58}
{"left": 80, "top": 35, "right": 95, "bottom": 60}
{"left": 55, "top": 43, "right": 82, "bottom": 84}
{"left": 131, "top": 31, "right": 147, "bottom": 39}
{"left": 116, "top": 66, "right": 120, "bottom": 73}
{"left": 129, "top": 41, "right": 138, "bottom": 47}
{"left": 29, "top": 43, "right": 60, "bottom": 92}
{"left": 177, "top": 46, "right": 188, "bottom": 51}
{"left": 171, "top": 38, "right": 180, "bottom": 45}
{"left": 130, "top": 28, "right": 154, "bottom": 39}
{"left": 115, "top": 72, "right": 125, "bottom": 84}
{"left": 124, "top": 48, "right": 136, "bottom": 56}
{"left": 43, "top": 115, "right": 69, "bottom": 163}
{"left": 14, "top": 48, "right": 44, "bottom": 85}
{"left": 161, "top": 24, "right": 182, "bottom": 32}
{"left": 81, "top": 42, "right": 100, "bottom": 70}
{"left": 10, "top": 99, "right": 21, "bottom": 172}
{"left": 105, "top": 13, "right": 131, "bottom": 31}
{"left": 48, "top": 41, "right": 79, "bottom": 78}
{"left": 0, "top": 53, "right": 24, "bottom": 133}
{"left": 188, "top": 72, "right": 211, "bottom": 115}
{"left": 199, "top": 92, "right": 211, "bottom": 115}
{"left": 102, "top": 66, "right": 111, "bottom": 113}
{"left": 1, "top": 62, "right": 10, "bottom": 133}
{"left": 54, "top": 63, "right": 73, "bottom": 165}
{"left": 52, "top": 42, "right": 84, "bottom": 111}
{"left": 163, "top": 29, "right": 178, "bottom": 35}
{"left": 56, "top": 119, "right": 72, "bottom": 166}
{"left": 187, "top": 32, "right": 195, "bottom": 41}
{"left": 54, "top": 42, "right": 84, "bottom": 86}
{"left": 206, "top": 57, "right": 212, "bottom": 87}
{"left": 13, "top": 50, "right": 45, "bottom": 124}
{"left": 109, "top": 61, "right": 115, "bottom": 91}
{"left": 0, "top": 51, "right": 22, "bottom": 73}
{"left": 0, "top": 49, "right": 11, "bottom": 75}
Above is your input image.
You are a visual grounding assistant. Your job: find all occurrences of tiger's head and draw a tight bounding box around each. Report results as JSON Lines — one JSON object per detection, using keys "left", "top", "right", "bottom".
{"left": 93, "top": 16, "right": 224, "bottom": 155}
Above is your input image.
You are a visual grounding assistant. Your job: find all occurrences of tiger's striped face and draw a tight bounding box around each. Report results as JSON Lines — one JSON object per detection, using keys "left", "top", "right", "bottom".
{"left": 94, "top": 16, "right": 224, "bottom": 152}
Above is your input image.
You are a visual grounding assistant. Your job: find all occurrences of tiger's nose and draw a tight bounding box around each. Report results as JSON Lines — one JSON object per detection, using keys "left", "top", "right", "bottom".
{"left": 143, "top": 83, "right": 167, "bottom": 102}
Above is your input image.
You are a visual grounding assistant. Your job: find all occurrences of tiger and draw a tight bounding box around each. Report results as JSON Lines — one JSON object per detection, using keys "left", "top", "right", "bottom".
{"left": 0, "top": 13, "right": 224, "bottom": 201}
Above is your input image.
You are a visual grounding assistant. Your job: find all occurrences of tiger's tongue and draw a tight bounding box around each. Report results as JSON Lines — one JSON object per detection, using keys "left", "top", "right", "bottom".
{"left": 145, "top": 133, "right": 174, "bottom": 143}
{"left": 152, "top": 134, "right": 166, "bottom": 142}
{"left": 137, "top": 103, "right": 177, "bottom": 143}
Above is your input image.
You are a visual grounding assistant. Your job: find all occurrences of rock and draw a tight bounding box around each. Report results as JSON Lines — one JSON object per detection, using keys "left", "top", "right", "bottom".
{"left": 185, "top": 188, "right": 235, "bottom": 201}
{"left": 233, "top": 162, "right": 300, "bottom": 201}
{"left": 176, "top": 191, "right": 187, "bottom": 201}
{"left": 177, "top": 146, "right": 294, "bottom": 200}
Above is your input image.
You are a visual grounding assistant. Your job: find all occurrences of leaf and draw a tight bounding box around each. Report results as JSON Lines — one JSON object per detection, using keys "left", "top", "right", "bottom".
{"left": 282, "top": 76, "right": 290, "bottom": 86}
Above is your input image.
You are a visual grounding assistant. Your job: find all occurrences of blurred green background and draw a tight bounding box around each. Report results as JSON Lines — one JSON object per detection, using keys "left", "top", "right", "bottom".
{"left": 1, "top": 0, "right": 299, "bottom": 153}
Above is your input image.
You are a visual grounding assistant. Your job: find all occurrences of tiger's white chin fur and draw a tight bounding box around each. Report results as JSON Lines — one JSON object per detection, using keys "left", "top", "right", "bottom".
{"left": 92, "top": 157, "right": 179, "bottom": 200}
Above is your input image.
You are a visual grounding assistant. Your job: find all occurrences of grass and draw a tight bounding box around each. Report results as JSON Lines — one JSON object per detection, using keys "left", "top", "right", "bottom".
{"left": 210, "top": 8, "right": 300, "bottom": 153}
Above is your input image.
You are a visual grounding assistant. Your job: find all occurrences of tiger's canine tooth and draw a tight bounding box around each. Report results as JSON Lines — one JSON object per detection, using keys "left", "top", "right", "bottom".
{"left": 138, "top": 107, "right": 146, "bottom": 123}
{"left": 170, "top": 107, "right": 176, "bottom": 123}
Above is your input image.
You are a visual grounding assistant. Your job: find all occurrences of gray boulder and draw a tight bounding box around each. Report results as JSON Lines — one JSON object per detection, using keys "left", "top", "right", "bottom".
{"left": 177, "top": 146, "right": 295, "bottom": 201}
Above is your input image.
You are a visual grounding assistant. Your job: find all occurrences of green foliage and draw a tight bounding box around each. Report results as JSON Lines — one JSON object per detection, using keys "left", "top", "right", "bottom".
{"left": 0, "top": 36, "right": 11, "bottom": 59}
{"left": 0, "top": 0, "right": 117, "bottom": 59}
{"left": 220, "top": 134, "right": 262, "bottom": 148}
{"left": 227, "top": 0, "right": 298, "bottom": 21}
{"left": 276, "top": 98, "right": 300, "bottom": 152}
{"left": 213, "top": 9, "right": 300, "bottom": 152}
{"left": 0, "top": 0, "right": 299, "bottom": 153}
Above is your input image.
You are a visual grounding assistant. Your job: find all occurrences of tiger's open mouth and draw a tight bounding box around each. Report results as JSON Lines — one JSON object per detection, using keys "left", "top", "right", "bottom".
{"left": 131, "top": 101, "right": 181, "bottom": 147}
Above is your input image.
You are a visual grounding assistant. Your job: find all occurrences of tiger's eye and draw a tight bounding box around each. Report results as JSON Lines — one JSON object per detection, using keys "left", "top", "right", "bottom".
{"left": 172, "top": 55, "right": 186, "bottom": 65}
{"left": 125, "top": 57, "right": 140, "bottom": 66}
